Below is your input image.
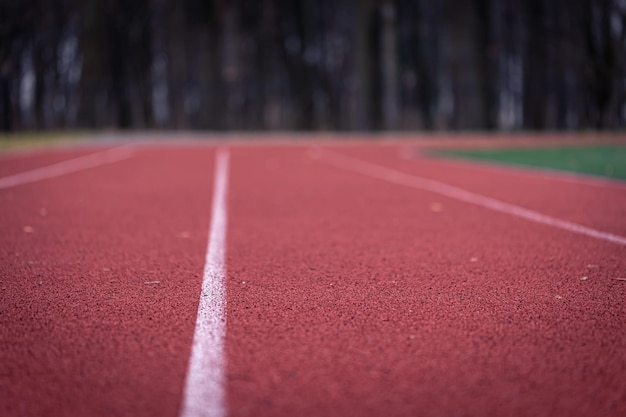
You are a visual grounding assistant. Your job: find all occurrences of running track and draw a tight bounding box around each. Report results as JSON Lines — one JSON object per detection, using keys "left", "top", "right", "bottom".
{"left": 1, "top": 138, "right": 625, "bottom": 417}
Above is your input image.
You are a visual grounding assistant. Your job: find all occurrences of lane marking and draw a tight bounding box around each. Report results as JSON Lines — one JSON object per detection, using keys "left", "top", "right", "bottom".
{"left": 0, "top": 146, "right": 133, "bottom": 190}
{"left": 180, "top": 148, "right": 230, "bottom": 417}
{"left": 311, "top": 149, "right": 626, "bottom": 247}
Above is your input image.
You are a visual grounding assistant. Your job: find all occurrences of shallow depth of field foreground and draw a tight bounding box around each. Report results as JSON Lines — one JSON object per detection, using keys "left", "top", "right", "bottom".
{"left": 1, "top": 133, "right": 625, "bottom": 417}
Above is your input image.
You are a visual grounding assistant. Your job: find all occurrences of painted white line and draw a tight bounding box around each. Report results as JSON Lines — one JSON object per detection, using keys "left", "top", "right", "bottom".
{"left": 311, "top": 149, "right": 626, "bottom": 247}
{"left": 180, "top": 148, "right": 230, "bottom": 417}
{"left": 0, "top": 146, "right": 134, "bottom": 190}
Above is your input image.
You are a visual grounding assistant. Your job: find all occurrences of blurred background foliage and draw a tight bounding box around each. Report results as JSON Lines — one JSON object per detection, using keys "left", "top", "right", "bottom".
{"left": 1, "top": 0, "right": 625, "bottom": 132}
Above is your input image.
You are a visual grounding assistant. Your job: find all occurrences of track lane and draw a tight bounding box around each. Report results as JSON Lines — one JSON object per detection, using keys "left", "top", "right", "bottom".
{"left": 2, "top": 141, "right": 624, "bottom": 417}
{"left": 335, "top": 145, "right": 626, "bottom": 236}
{"left": 0, "top": 147, "right": 124, "bottom": 178}
{"left": 420, "top": 153, "right": 626, "bottom": 189}
{"left": 312, "top": 148, "right": 626, "bottom": 246}
{"left": 226, "top": 145, "right": 626, "bottom": 417}
{"left": 1, "top": 147, "right": 216, "bottom": 417}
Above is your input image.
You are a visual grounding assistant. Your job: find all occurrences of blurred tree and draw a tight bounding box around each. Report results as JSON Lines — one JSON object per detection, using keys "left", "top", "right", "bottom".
{"left": 0, "top": 0, "right": 20, "bottom": 131}
{"left": 380, "top": 0, "right": 399, "bottom": 130}
{"left": 523, "top": 0, "right": 549, "bottom": 130}
{"left": 78, "top": 0, "right": 107, "bottom": 128}
{"left": 353, "top": 0, "right": 375, "bottom": 130}
{"left": 2, "top": 0, "right": 626, "bottom": 132}
{"left": 582, "top": 0, "right": 625, "bottom": 128}
{"left": 398, "top": 0, "right": 441, "bottom": 130}
{"left": 443, "top": 0, "right": 488, "bottom": 129}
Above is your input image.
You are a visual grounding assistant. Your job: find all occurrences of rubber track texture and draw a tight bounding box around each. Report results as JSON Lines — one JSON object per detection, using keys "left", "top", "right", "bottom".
{"left": 1, "top": 147, "right": 215, "bottom": 417}
{"left": 225, "top": 145, "right": 625, "bottom": 417}
{"left": 1, "top": 143, "right": 625, "bottom": 417}
{"left": 0, "top": 149, "right": 110, "bottom": 178}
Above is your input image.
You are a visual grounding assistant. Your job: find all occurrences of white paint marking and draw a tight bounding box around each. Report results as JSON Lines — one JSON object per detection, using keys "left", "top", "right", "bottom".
{"left": 311, "top": 149, "right": 626, "bottom": 247}
{"left": 180, "top": 148, "right": 230, "bottom": 417}
{"left": 0, "top": 146, "right": 133, "bottom": 190}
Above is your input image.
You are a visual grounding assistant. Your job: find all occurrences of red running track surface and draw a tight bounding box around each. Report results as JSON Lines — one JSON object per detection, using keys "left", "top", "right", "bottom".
{"left": 0, "top": 148, "right": 114, "bottom": 178}
{"left": 1, "top": 147, "right": 214, "bottom": 416}
{"left": 1, "top": 141, "right": 625, "bottom": 417}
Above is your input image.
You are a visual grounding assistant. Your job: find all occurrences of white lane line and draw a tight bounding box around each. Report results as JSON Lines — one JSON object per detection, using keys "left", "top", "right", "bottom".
{"left": 180, "top": 148, "right": 230, "bottom": 417}
{"left": 0, "top": 146, "right": 134, "bottom": 190}
{"left": 311, "top": 149, "right": 626, "bottom": 247}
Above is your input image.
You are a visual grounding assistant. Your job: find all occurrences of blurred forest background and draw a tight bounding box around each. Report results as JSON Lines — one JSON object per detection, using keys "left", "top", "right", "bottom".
{"left": 1, "top": 0, "right": 626, "bottom": 132}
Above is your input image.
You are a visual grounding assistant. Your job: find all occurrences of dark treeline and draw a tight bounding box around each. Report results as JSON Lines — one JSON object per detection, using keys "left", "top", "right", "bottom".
{"left": 1, "top": 0, "right": 625, "bottom": 132}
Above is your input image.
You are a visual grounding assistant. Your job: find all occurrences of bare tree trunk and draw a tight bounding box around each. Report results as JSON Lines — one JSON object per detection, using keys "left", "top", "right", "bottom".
{"left": 0, "top": 67, "right": 11, "bottom": 131}
{"left": 166, "top": 4, "right": 188, "bottom": 129}
{"left": 353, "top": 0, "right": 375, "bottom": 130}
{"left": 33, "top": 42, "right": 46, "bottom": 129}
{"left": 108, "top": 11, "right": 132, "bottom": 129}
{"left": 409, "top": 0, "right": 440, "bottom": 130}
{"left": 78, "top": 0, "right": 106, "bottom": 128}
{"left": 220, "top": 4, "right": 241, "bottom": 130}
{"left": 582, "top": 0, "right": 623, "bottom": 129}
{"left": 522, "top": 0, "right": 548, "bottom": 130}
{"left": 443, "top": 0, "right": 486, "bottom": 129}
{"left": 136, "top": 1, "right": 154, "bottom": 128}
{"left": 380, "top": 0, "right": 399, "bottom": 130}
{"left": 477, "top": 0, "right": 498, "bottom": 130}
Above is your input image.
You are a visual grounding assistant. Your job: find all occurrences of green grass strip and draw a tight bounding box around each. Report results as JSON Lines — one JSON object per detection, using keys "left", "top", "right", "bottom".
{"left": 437, "top": 145, "right": 626, "bottom": 180}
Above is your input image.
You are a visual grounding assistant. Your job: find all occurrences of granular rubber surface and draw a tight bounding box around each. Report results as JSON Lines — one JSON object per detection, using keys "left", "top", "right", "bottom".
{"left": 1, "top": 141, "right": 625, "bottom": 417}
{"left": 0, "top": 148, "right": 110, "bottom": 177}
{"left": 1, "top": 147, "right": 215, "bottom": 416}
